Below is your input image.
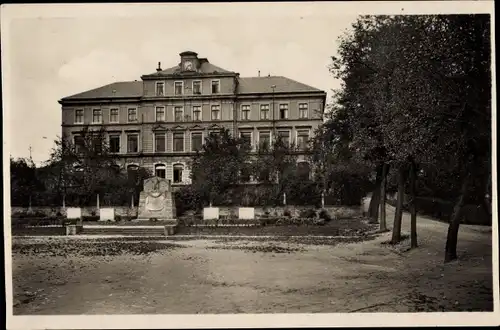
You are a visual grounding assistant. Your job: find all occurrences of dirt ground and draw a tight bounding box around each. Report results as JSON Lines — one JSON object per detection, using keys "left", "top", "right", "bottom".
{"left": 11, "top": 206, "right": 494, "bottom": 314}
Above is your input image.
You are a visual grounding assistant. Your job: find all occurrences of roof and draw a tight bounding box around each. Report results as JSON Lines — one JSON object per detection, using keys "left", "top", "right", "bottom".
{"left": 61, "top": 81, "right": 143, "bottom": 100}
{"left": 146, "top": 61, "right": 234, "bottom": 76}
{"left": 60, "top": 75, "right": 324, "bottom": 101}
{"left": 237, "top": 76, "right": 323, "bottom": 94}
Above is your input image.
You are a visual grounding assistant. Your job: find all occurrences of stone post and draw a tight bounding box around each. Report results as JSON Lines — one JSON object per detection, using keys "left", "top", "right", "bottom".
{"left": 321, "top": 191, "right": 325, "bottom": 208}
{"left": 283, "top": 192, "right": 286, "bottom": 206}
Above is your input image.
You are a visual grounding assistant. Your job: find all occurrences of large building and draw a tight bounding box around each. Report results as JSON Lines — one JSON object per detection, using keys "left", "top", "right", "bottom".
{"left": 59, "top": 51, "right": 327, "bottom": 186}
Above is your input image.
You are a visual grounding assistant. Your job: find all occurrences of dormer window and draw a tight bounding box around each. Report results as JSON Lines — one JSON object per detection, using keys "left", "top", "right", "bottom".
{"left": 156, "top": 82, "right": 165, "bottom": 96}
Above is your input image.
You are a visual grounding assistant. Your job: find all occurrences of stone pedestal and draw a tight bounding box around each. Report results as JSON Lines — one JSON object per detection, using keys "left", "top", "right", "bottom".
{"left": 137, "top": 177, "right": 177, "bottom": 223}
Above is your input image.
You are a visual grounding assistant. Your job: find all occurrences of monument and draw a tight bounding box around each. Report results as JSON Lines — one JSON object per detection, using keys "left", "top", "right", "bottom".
{"left": 137, "top": 177, "right": 177, "bottom": 232}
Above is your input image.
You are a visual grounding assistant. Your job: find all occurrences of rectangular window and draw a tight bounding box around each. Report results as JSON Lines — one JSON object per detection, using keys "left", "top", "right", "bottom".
{"left": 109, "top": 135, "right": 120, "bottom": 153}
{"left": 192, "top": 105, "right": 202, "bottom": 121}
{"left": 241, "top": 105, "right": 251, "bottom": 120}
{"left": 173, "top": 132, "right": 184, "bottom": 152}
{"left": 174, "top": 106, "right": 184, "bottom": 122}
{"left": 74, "top": 136, "right": 85, "bottom": 153}
{"left": 92, "top": 109, "right": 102, "bottom": 123}
{"left": 259, "top": 131, "right": 271, "bottom": 149}
{"left": 211, "top": 80, "right": 220, "bottom": 94}
{"left": 193, "top": 81, "right": 202, "bottom": 95}
{"left": 156, "top": 107, "right": 165, "bottom": 122}
{"left": 156, "top": 82, "right": 165, "bottom": 96}
{"left": 127, "top": 134, "right": 138, "bottom": 153}
{"left": 75, "top": 109, "right": 84, "bottom": 124}
{"left": 278, "top": 130, "right": 290, "bottom": 146}
{"left": 279, "top": 104, "right": 289, "bottom": 119}
{"left": 109, "top": 108, "right": 119, "bottom": 123}
{"left": 260, "top": 104, "right": 270, "bottom": 120}
{"left": 155, "top": 133, "right": 166, "bottom": 152}
{"left": 128, "top": 108, "right": 137, "bottom": 122}
{"left": 211, "top": 105, "right": 220, "bottom": 120}
{"left": 191, "top": 132, "right": 203, "bottom": 151}
{"left": 240, "top": 132, "right": 252, "bottom": 148}
{"left": 297, "top": 130, "right": 309, "bottom": 150}
{"left": 299, "top": 103, "right": 309, "bottom": 119}
{"left": 174, "top": 81, "right": 183, "bottom": 95}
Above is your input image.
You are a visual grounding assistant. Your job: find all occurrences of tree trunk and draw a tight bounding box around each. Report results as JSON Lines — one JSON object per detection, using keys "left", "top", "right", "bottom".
{"left": 409, "top": 160, "right": 418, "bottom": 249}
{"left": 379, "top": 163, "right": 389, "bottom": 232}
{"left": 368, "top": 164, "right": 383, "bottom": 222}
{"left": 445, "top": 175, "right": 470, "bottom": 263}
{"left": 391, "top": 165, "right": 406, "bottom": 244}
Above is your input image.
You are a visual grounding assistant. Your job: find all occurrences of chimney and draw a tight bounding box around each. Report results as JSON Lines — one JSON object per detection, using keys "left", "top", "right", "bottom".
{"left": 258, "top": 70, "right": 260, "bottom": 77}
{"left": 156, "top": 62, "right": 162, "bottom": 72}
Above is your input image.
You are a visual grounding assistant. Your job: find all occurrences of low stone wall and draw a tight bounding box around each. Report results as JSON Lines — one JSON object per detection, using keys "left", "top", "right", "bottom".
{"left": 11, "top": 206, "right": 138, "bottom": 218}
{"left": 216, "top": 205, "right": 363, "bottom": 219}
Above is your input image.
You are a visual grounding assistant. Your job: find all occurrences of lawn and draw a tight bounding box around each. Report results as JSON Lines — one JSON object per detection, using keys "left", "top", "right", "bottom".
{"left": 10, "top": 207, "right": 493, "bottom": 314}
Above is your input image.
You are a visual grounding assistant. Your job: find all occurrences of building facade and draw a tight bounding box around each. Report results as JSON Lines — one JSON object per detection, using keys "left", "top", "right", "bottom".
{"left": 59, "top": 51, "right": 327, "bottom": 186}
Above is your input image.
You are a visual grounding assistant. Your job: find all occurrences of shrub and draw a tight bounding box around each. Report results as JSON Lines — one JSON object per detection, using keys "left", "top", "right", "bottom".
{"left": 283, "top": 209, "right": 292, "bottom": 218}
{"left": 114, "top": 215, "right": 122, "bottom": 222}
{"left": 318, "top": 209, "right": 332, "bottom": 222}
{"left": 82, "top": 215, "right": 99, "bottom": 222}
{"left": 299, "top": 208, "right": 316, "bottom": 219}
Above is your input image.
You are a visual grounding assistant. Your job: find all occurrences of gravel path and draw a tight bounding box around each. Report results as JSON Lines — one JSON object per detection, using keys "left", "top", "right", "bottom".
{"left": 11, "top": 205, "right": 493, "bottom": 314}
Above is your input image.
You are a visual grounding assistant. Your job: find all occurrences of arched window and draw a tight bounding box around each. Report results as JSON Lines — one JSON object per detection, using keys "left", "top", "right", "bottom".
{"left": 297, "top": 162, "right": 311, "bottom": 180}
{"left": 127, "top": 164, "right": 139, "bottom": 171}
{"left": 155, "top": 164, "right": 166, "bottom": 178}
{"left": 173, "top": 164, "right": 184, "bottom": 183}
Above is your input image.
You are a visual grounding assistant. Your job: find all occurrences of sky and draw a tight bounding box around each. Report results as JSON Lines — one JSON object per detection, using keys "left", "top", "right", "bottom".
{"left": 3, "top": 4, "right": 359, "bottom": 165}
{"left": 2, "top": 2, "right": 491, "bottom": 166}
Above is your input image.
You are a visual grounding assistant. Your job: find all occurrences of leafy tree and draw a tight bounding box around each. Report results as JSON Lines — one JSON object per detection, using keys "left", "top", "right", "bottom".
{"left": 329, "top": 14, "right": 491, "bottom": 258}
{"left": 190, "top": 128, "right": 250, "bottom": 206}
{"left": 10, "top": 157, "right": 44, "bottom": 207}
